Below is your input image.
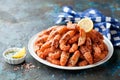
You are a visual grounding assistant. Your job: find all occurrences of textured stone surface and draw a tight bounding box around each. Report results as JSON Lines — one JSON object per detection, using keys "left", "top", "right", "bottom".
{"left": 0, "top": 0, "right": 120, "bottom": 80}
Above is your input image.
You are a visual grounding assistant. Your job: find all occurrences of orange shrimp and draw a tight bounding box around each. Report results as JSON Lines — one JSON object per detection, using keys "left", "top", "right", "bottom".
{"left": 56, "top": 26, "right": 68, "bottom": 34}
{"left": 83, "top": 52, "right": 93, "bottom": 64}
{"left": 37, "top": 50, "right": 45, "bottom": 59}
{"left": 68, "top": 34, "right": 79, "bottom": 44}
{"left": 78, "top": 60, "right": 88, "bottom": 66}
{"left": 78, "top": 28, "right": 86, "bottom": 46}
{"left": 48, "top": 49, "right": 61, "bottom": 59}
{"left": 46, "top": 57, "right": 60, "bottom": 65}
{"left": 87, "top": 30, "right": 103, "bottom": 43}
{"left": 38, "top": 26, "right": 57, "bottom": 37}
{"left": 47, "top": 30, "right": 58, "bottom": 40}
{"left": 60, "top": 51, "right": 69, "bottom": 66}
{"left": 59, "top": 30, "right": 76, "bottom": 44}
{"left": 67, "top": 21, "right": 77, "bottom": 30}
{"left": 35, "top": 35, "right": 48, "bottom": 44}
{"left": 93, "top": 45, "right": 101, "bottom": 57}
{"left": 79, "top": 46, "right": 91, "bottom": 54}
{"left": 59, "top": 43, "right": 70, "bottom": 51}
{"left": 39, "top": 40, "right": 52, "bottom": 52}
{"left": 69, "top": 43, "right": 78, "bottom": 53}
{"left": 51, "top": 34, "right": 61, "bottom": 48}
{"left": 68, "top": 50, "right": 80, "bottom": 66}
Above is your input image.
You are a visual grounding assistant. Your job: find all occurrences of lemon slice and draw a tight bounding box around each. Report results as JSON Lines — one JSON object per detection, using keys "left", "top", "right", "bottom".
{"left": 12, "top": 47, "right": 26, "bottom": 58}
{"left": 77, "top": 18, "right": 93, "bottom": 32}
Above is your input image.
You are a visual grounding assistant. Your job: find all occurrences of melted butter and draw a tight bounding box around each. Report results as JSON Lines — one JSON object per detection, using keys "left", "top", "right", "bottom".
{"left": 5, "top": 50, "right": 19, "bottom": 59}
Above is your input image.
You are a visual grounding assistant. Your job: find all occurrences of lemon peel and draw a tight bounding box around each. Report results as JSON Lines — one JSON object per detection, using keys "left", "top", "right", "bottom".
{"left": 12, "top": 47, "right": 26, "bottom": 58}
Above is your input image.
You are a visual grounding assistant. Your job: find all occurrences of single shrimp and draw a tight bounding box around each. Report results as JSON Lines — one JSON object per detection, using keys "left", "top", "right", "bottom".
{"left": 83, "top": 52, "right": 93, "bottom": 64}
{"left": 46, "top": 57, "right": 60, "bottom": 65}
{"left": 35, "top": 35, "right": 48, "bottom": 44}
{"left": 39, "top": 40, "right": 52, "bottom": 52}
{"left": 85, "top": 37, "right": 92, "bottom": 52}
{"left": 68, "top": 50, "right": 80, "bottom": 66}
{"left": 67, "top": 21, "right": 78, "bottom": 30}
{"left": 48, "top": 49, "right": 61, "bottom": 59}
{"left": 59, "top": 30, "right": 76, "bottom": 43}
{"left": 37, "top": 50, "right": 45, "bottom": 59}
{"left": 78, "top": 28, "right": 86, "bottom": 46}
{"left": 78, "top": 60, "right": 88, "bottom": 66}
{"left": 93, "top": 45, "right": 101, "bottom": 57}
{"left": 68, "top": 34, "right": 79, "bottom": 44}
{"left": 51, "top": 34, "right": 61, "bottom": 48}
{"left": 79, "top": 46, "right": 91, "bottom": 54}
{"left": 47, "top": 30, "right": 58, "bottom": 40}
{"left": 59, "top": 43, "right": 70, "bottom": 51}
{"left": 69, "top": 43, "right": 78, "bottom": 53}
{"left": 60, "top": 51, "right": 69, "bottom": 66}
{"left": 56, "top": 26, "right": 68, "bottom": 34}
{"left": 38, "top": 26, "right": 57, "bottom": 37}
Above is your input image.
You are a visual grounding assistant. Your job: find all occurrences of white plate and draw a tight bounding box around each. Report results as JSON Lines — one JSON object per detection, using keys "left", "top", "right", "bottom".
{"left": 28, "top": 33, "right": 114, "bottom": 70}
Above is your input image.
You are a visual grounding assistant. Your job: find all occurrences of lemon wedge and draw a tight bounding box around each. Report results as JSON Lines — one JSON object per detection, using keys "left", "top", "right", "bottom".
{"left": 77, "top": 18, "right": 93, "bottom": 32}
{"left": 12, "top": 47, "right": 26, "bottom": 58}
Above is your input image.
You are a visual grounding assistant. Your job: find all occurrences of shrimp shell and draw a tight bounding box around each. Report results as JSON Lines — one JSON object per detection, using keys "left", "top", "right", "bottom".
{"left": 68, "top": 50, "right": 80, "bottom": 66}
{"left": 60, "top": 51, "right": 69, "bottom": 66}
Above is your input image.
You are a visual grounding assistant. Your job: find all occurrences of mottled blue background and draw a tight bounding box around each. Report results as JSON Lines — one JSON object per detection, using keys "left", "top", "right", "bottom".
{"left": 0, "top": 0, "right": 120, "bottom": 80}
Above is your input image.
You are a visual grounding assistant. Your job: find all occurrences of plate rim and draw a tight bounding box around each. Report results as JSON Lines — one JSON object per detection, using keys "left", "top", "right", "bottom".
{"left": 28, "top": 33, "right": 114, "bottom": 70}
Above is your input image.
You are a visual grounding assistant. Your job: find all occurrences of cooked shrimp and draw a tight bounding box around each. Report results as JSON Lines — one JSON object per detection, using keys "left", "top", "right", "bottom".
{"left": 35, "top": 35, "right": 48, "bottom": 44}
{"left": 79, "top": 46, "right": 91, "bottom": 54}
{"left": 60, "top": 51, "right": 69, "bottom": 66}
{"left": 68, "top": 34, "right": 79, "bottom": 44}
{"left": 69, "top": 43, "right": 78, "bottom": 53}
{"left": 48, "top": 49, "right": 61, "bottom": 59}
{"left": 39, "top": 40, "right": 52, "bottom": 52}
{"left": 87, "top": 30, "right": 103, "bottom": 42}
{"left": 93, "top": 45, "right": 101, "bottom": 57}
{"left": 38, "top": 26, "right": 57, "bottom": 37}
{"left": 68, "top": 50, "right": 80, "bottom": 66}
{"left": 78, "top": 60, "right": 88, "bottom": 66}
{"left": 59, "top": 43, "right": 70, "bottom": 51}
{"left": 85, "top": 37, "right": 92, "bottom": 52}
{"left": 37, "top": 50, "right": 45, "bottom": 59}
{"left": 51, "top": 34, "right": 61, "bottom": 48}
{"left": 83, "top": 52, "right": 93, "bottom": 64}
{"left": 46, "top": 57, "right": 60, "bottom": 65}
{"left": 67, "top": 21, "right": 77, "bottom": 30}
{"left": 56, "top": 26, "right": 68, "bottom": 34}
{"left": 78, "top": 28, "right": 86, "bottom": 46}
{"left": 47, "top": 30, "right": 58, "bottom": 40}
{"left": 59, "top": 30, "right": 76, "bottom": 43}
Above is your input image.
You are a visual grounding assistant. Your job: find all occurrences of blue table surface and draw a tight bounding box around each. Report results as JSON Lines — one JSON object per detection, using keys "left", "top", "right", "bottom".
{"left": 0, "top": 0, "right": 120, "bottom": 80}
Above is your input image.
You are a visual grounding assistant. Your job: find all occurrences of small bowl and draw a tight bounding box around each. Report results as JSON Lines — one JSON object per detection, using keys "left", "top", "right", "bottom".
{"left": 3, "top": 47, "right": 26, "bottom": 64}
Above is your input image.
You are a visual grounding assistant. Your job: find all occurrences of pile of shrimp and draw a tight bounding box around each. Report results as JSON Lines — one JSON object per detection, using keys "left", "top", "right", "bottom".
{"left": 33, "top": 22, "right": 108, "bottom": 67}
